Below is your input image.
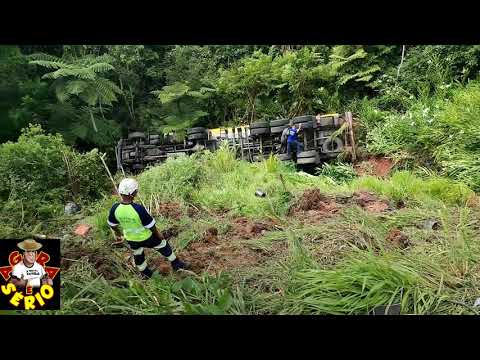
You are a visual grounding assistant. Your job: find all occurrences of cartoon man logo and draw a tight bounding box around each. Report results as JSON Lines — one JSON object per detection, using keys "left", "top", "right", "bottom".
{"left": 9, "top": 239, "right": 53, "bottom": 290}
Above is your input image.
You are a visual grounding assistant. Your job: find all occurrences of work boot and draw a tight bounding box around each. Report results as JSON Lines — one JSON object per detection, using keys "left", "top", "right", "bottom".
{"left": 171, "top": 258, "right": 190, "bottom": 271}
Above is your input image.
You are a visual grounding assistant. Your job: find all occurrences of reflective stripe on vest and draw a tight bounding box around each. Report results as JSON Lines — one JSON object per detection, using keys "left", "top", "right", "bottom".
{"left": 114, "top": 204, "right": 152, "bottom": 241}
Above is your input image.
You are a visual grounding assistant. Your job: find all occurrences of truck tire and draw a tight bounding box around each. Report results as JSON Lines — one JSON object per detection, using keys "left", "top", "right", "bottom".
{"left": 322, "top": 137, "right": 344, "bottom": 153}
{"left": 271, "top": 125, "right": 287, "bottom": 134}
{"left": 270, "top": 119, "right": 289, "bottom": 127}
{"left": 317, "top": 117, "right": 334, "bottom": 127}
{"left": 277, "top": 153, "right": 291, "bottom": 161}
{"left": 187, "top": 127, "right": 207, "bottom": 135}
{"left": 297, "top": 150, "right": 318, "bottom": 158}
{"left": 250, "top": 127, "right": 270, "bottom": 136}
{"left": 132, "top": 164, "right": 145, "bottom": 170}
{"left": 297, "top": 157, "right": 319, "bottom": 165}
{"left": 296, "top": 121, "right": 313, "bottom": 129}
{"left": 293, "top": 115, "right": 313, "bottom": 124}
{"left": 145, "top": 148, "right": 162, "bottom": 156}
{"left": 188, "top": 133, "right": 208, "bottom": 140}
{"left": 296, "top": 150, "right": 319, "bottom": 165}
{"left": 250, "top": 121, "right": 269, "bottom": 129}
{"left": 128, "top": 132, "right": 146, "bottom": 140}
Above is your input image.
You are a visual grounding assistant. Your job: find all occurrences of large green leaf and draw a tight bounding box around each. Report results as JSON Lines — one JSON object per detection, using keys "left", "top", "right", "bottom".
{"left": 153, "top": 82, "right": 190, "bottom": 104}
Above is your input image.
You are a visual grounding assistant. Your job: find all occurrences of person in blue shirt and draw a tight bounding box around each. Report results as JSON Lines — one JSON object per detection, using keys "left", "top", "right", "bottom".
{"left": 286, "top": 121, "right": 303, "bottom": 156}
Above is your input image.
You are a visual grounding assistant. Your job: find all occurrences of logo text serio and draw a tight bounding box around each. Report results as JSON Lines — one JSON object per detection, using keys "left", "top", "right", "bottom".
{"left": 1, "top": 283, "right": 54, "bottom": 310}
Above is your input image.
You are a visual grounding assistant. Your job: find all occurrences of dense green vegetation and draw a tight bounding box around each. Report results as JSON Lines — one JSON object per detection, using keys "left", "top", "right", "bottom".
{"left": 2, "top": 44, "right": 480, "bottom": 315}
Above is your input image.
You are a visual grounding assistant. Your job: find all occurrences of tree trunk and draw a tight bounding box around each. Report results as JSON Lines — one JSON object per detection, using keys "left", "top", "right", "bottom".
{"left": 89, "top": 107, "right": 98, "bottom": 132}
{"left": 397, "top": 45, "right": 406, "bottom": 78}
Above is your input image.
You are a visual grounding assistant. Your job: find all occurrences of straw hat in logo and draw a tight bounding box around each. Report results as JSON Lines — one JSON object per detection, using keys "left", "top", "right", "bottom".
{"left": 17, "top": 239, "right": 43, "bottom": 252}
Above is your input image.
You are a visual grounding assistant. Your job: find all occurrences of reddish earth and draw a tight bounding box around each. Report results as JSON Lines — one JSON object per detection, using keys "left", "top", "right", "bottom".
{"left": 289, "top": 189, "right": 340, "bottom": 224}
{"left": 230, "top": 217, "right": 277, "bottom": 239}
{"left": 154, "top": 202, "right": 183, "bottom": 220}
{"left": 386, "top": 229, "right": 411, "bottom": 249}
{"left": 73, "top": 224, "right": 92, "bottom": 237}
{"left": 158, "top": 226, "right": 179, "bottom": 240}
{"left": 62, "top": 247, "right": 122, "bottom": 280}
{"left": 173, "top": 217, "right": 279, "bottom": 275}
{"left": 353, "top": 191, "right": 390, "bottom": 213}
{"left": 202, "top": 227, "right": 219, "bottom": 244}
{"left": 288, "top": 189, "right": 391, "bottom": 224}
{"left": 466, "top": 194, "right": 480, "bottom": 208}
{"left": 355, "top": 157, "right": 394, "bottom": 177}
{"left": 187, "top": 205, "right": 201, "bottom": 218}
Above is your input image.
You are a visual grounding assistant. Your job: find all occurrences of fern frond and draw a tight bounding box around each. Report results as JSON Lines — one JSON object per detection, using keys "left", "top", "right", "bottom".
{"left": 65, "top": 80, "right": 88, "bottom": 95}
{"left": 29, "top": 60, "right": 67, "bottom": 70}
{"left": 54, "top": 79, "right": 71, "bottom": 102}
{"left": 27, "top": 53, "right": 62, "bottom": 62}
{"left": 88, "top": 62, "right": 115, "bottom": 73}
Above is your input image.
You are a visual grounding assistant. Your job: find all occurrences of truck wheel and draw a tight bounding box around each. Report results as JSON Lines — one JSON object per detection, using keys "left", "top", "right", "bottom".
{"left": 132, "top": 164, "right": 145, "bottom": 170}
{"left": 250, "top": 121, "right": 270, "bottom": 129}
{"left": 296, "top": 150, "right": 319, "bottom": 165}
{"left": 270, "top": 119, "right": 289, "bottom": 127}
{"left": 188, "top": 133, "right": 208, "bottom": 140}
{"left": 271, "top": 125, "right": 287, "bottom": 134}
{"left": 317, "top": 116, "right": 334, "bottom": 127}
{"left": 322, "top": 138, "right": 344, "bottom": 152}
{"left": 128, "top": 132, "right": 146, "bottom": 140}
{"left": 277, "top": 153, "right": 292, "bottom": 161}
{"left": 297, "top": 150, "right": 318, "bottom": 158}
{"left": 297, "top": 156, "right": 319, "bottom": 165}
{"left": 293, "top": 115, "right": 313, "bottom": 124}
{"left": 187, "top": 127, "right": 207, "bottom": 135}
{"left": 296, "top": 121, "right": 313, "bottom": 129}
{"left": 145, "top": 148, "right": 162, "bottom": 156}
{"left": 250, "top": 127, "right": 270, "bottom": 136}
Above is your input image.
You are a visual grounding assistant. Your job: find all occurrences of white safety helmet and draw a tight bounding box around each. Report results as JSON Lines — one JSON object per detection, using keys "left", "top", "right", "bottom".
{"left": 118, "top": 178, "right": 139, "bottom": 196}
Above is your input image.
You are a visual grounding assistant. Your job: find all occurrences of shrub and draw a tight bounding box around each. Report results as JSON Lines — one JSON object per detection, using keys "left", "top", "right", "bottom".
{"left": 0, "top": 124, "right": 110, "bottom": 227}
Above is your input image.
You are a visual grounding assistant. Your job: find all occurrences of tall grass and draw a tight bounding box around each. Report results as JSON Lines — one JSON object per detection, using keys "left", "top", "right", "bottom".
{"left": 348, "top": 171, "right": 473, "bottom": 206}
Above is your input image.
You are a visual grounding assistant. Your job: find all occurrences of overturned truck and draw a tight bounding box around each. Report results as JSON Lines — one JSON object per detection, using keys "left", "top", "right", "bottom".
{"left": 116, "top": 112, "right": 356, "bottom": 172}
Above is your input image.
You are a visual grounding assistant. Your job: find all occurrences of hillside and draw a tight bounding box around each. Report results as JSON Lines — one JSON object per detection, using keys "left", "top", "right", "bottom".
{"left": 2, "top": 44, "right": 480, "bottom": 315}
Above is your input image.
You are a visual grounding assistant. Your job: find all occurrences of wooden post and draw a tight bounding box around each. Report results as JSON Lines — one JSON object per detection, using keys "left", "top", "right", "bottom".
{"left": 346, "top": 112, "right": 357, "bottom": 162}
{"left": 259, "top": 136, "right": 263, "bottom": 160}
{"left": 238, "top": 127, "right": 244, "bottom": 160}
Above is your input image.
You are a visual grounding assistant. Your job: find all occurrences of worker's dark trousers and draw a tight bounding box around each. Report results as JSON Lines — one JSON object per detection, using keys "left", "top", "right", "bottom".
{"left": 287, "top": 140, "right": 303, "bottom": 156}
{"left": 127, "top": 235, "right": 177, "bottom": 277}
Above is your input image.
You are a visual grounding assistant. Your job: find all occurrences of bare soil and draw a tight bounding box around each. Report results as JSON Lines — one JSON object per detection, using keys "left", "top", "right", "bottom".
{"left": 62, "top": 247, "right": 121, "bottom": 280}
{"left": 352, "top": 191, "right": 390, "bottom": 213}
{"left": 155, "top": 202, "right": 183, "bottom": 220}
{"left": 355, "top": 157, "right": 394, "bottom": 177}
{"left": 386, "top": 229, "right": 411, "bottom": 249}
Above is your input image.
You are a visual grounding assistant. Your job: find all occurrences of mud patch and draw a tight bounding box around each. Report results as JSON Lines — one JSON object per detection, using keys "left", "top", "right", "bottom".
{"left": 179, "top": 240, "right": 266, "bottom": 275}
{"left": 154, "top": 202, "right": 183, "bottom": 220}
{"left": 386, "top": 229, "right": 411, "bottom": 249}
{"left": 187, "top": 205, "right": 201, "bottom": 218}
{"left": 202, "top": 227, "right": 219, "bottom": 244}
{"left": 353, "top": 191, "right": 390, "bottom": 213}
{"left": 176, "top": 217, "right": 281, "bottom": 275}
{"left": 231, "top": 217, "right": 277, "bottom": 240}
{"left": 289, "top": 189, "right": 341, "bottom": 223}
{"left": 159, "top": 226, "right": 179, "bottom": 240}
{"left": 149, "top": 257, "right": 173, "bottom": 275}
{"left": 355, "top": 157, "right": 394, "bottom": 177}
{"left": 62, "top": 247, "right": 121, "bottom": 280}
